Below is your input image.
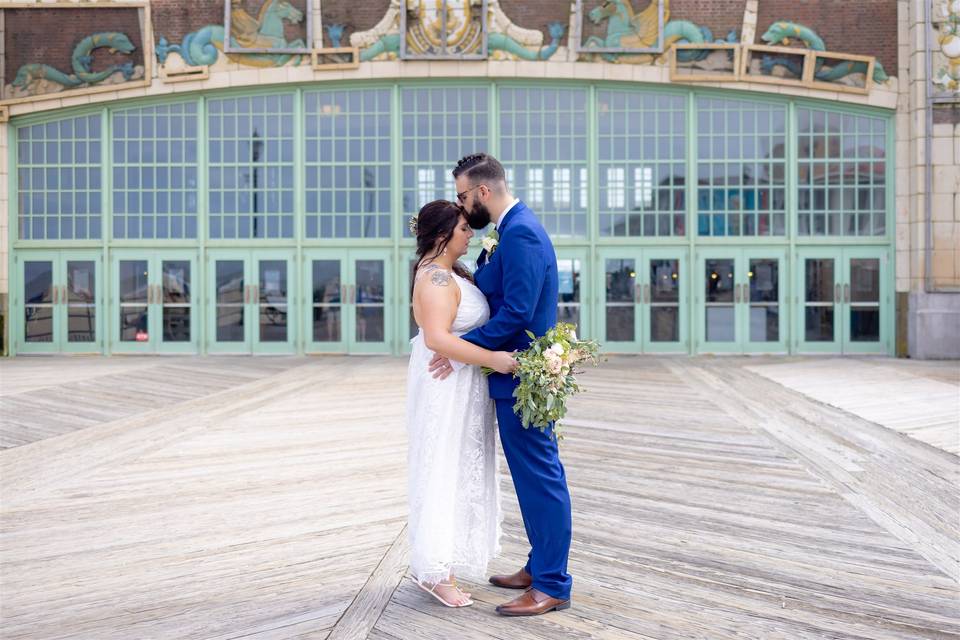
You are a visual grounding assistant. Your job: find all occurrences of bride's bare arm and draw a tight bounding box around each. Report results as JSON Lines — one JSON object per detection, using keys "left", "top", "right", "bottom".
{"left": 414, "top": 269, "right": 516, "bottom": 374}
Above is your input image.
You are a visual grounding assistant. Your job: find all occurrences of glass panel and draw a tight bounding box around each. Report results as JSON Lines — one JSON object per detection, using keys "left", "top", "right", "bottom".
{"left": 598, "top": 90, "right": 686, "bottom": 237}
{"left": 314, "top": 307, "right": 342, "bottom": 343}
{"left": 557, "top": 258, "right": 581, "bottom": 330}
{"left": 850, "top": 308, "right": 880, "bottom": 342}
{"left": 650, "top": 307, "right": 679, "bottom": 342}
{"left": 606, "top": 306, "right": 635, "bottom": 342}
{"left": 312, "top": 260, "right": 341, "bottom": 304}
{"left": 120, "top": 307, "right": 149, "bottom": 342}
{"left": 17, "top": 115, "right": 101, "bottom": 240}
{"left": 805, "top": 307, "right": 835, "bottom": 342}
{"left": 355, "top": 259, "right": 385, "bottom": 343}
{"left": 161, "top": 260, "right": 191, "bottom": 343}
{"left": 24, "top": 261, "right": 53, "bottom": 304}
{"left": 258, "top": 260, "right": 287, "bottom": 342}
{"left": 706, "top": 307, "right": 735, "bottom": 342}
{"left": 66, "top": 261, "right": 96, "bottom": 342}
{"left": 850, "top": 258, "right": 880, "bottom": 303}
{"left": 119, "top": 260, "right": 148, "bottom": 303}
{"left": 305, "top": 89, "right": 392, "bottom": 239}
{"left": 162, "top": 307, "right": 190, "bottom": 342}
{"left": 356, "top": 307, "right": 385, "bottom": 343}
{"left": 24, "top": 306, "right": 53, "bottom": 343}
{"left": 748, "top": 259, "right": 779, "bottom": 342}
{"left": 500, "top": 87, "right": 588, "bottom": 237}
{"left": 705, "top": 259, "right": 734, "bottom": 303}
{"left": 650, "top": 259, "right": 679, "bottom": 303}
{"left": 696, "top": 99, "right": 786, "bottom": 237}
{"left": 804, "top": 259, "right": 834, "bottom": 302}
{"left": 215, "top": 260, "right": 244, "bottom": 342}
{"left": 749, "top": 306, "right": 779, "bottom": 342}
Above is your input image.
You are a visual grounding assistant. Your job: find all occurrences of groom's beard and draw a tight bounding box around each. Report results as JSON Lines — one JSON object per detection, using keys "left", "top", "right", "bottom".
{"left": 466, "top": 201, "right": 492, "bottom": 230}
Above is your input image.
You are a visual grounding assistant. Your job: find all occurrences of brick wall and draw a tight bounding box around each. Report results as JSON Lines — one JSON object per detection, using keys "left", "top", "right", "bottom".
{"left": 672, "top": 0, "right": 746, "bottom": 41}
{"left": 316, "top": 0, "right": 391, "bottom": 47}
{"left": 4, "top": 8, "right": 144, "bottom": 81}
{"left": 755, "top": 0, "right": 897, "bottom": 73}
{"left": 151, "top": 0, "right": 223, "bottom": 43}
{"left": 499, "top": 0, "right": 571, "bottom": 41}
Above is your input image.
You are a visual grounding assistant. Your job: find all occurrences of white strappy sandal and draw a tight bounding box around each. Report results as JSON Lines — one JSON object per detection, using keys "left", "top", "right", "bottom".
{"left": 410, "top": 576, "right": 474, "bottom": 608}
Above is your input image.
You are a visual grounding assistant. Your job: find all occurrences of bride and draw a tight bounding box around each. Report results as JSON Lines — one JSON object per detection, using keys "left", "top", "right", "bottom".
{"left": 406, "top": 200, "right": 518, "bottom": 608}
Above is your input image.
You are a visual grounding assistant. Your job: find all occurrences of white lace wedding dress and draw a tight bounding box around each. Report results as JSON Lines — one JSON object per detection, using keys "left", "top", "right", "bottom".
{"left": 406, "top": 268, "right": 502, "bottom": 586}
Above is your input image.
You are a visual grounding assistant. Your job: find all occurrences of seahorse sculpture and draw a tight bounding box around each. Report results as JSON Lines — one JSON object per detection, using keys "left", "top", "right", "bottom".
{"left": 759, "top": 21, "right": 889, "bottom": 84}
{"left": 580, "top": 0, "right": 735, "bottom": 64}
{"left": 156, "top": 0, "right": 307, "bottom": 69}
{"left": 12, "top": 32, "right": 137, "bottom": 91}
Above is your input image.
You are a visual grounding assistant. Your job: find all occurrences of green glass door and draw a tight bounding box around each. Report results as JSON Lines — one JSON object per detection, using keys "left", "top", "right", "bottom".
{"left": 598, "top": 248, "right": 687, "bottom": 353}
{"left": 797, "top": 247, "right": 889, "bottom": 354}
{"left": 207, "top": 250, "right": 295, "bottom": 354}
{"left": 303, "top": 249, "right": 391, "bottom": 354}
{"left": 697, "top": 248, "right": 787, "bottom": 353}
{"left": 112, "top": 251, "right": 197, "bottom": 353}
{"left": 15, "top": 251, "right": 101, "bottom": 354}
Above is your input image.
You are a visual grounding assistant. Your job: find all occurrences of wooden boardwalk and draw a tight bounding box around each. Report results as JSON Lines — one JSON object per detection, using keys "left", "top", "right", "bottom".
{"left": 0, "top": 356, "right": 957, "bottom": 639}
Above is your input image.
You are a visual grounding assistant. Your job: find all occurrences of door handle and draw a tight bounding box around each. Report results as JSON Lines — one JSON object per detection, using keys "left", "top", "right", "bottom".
{"left": 734, "top": 283, "right": 741, "bottom": 304}
{"left": 740, "top": 283, "right": 748, "bottom": 304}
{"left": 51, "top": 285, "right": 58, "bottom": 305}
{"left": 244, "top": 284, "right": 251, "bottom": 304}
{"left": 254, "top": 285, "right": 260, "bottom": 305}
{"left": 643, "top": 283, "right": 651, "bottom": 304}
{"left": 349, "top": 284, "right": 356, "bottom": 303}
{"left": 834, "top": 283, "right": 841, "bottom": 303}
{"left": 341, "top": 285, "right": 347, "bottom": 303}
{"left": 61, "top": 285, "right": 68, "bottom": 305}
{"left": 843, "top": 283, "right": 850, "bottom": 304}
{"left": 634, "top": 283, "right": 641, "bottom": 303}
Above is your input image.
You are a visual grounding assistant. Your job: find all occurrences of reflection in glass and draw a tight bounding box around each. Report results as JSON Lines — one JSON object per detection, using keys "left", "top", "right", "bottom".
{"left": 850, "top": 308, "right": 880, "bottom": 342}
{"left": 162, "top": 260, "right": 191, "bottom": 342}
{"left": 259, "top": 260, "right": 287, "bottom": 342}
{"left": 705, "top": 259, "right": 734, "bottom": 341}
{"left": 24, "top": 261, "right": 54, "bottom": 343}
{"left": 119, "top": 260, "right": 149, "bottom": 342}
{"left": 311, "top": 259, "right": 342, "bottom": 343}
{"left": 748, "top": 259, "right": 779, "bottom": 342}
{"left": 605, "top": 259, "right": 635, "bottom": 342}
{"left": 356, "top": 259, "right": 385, "bottom": 343}
{"left": 66, "top": 261, "right": 96, "bottom": 342}
{"left": 216, "top": 260, "right": 244, "bottom": 342}
{"left": 804, "top": 258, "right": 834, "bottom": 342}
{"left": 649, "top": 259, "right": 680, "bottom": 342}
{"left": 558, "top": 259, "right": 581, "bottom": 332}
{"left": 850, "top": 258, "right": 880, "bottom": 342}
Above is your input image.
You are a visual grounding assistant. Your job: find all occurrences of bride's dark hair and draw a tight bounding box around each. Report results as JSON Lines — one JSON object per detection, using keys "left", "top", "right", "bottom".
{"left": 412, "top": 200, "right": 474, "bottom": 292}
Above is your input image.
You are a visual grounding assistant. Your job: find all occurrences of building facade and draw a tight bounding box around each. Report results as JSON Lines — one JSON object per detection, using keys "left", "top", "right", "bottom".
{"left": 0, "top": 0, "right": 957, "bottom": 358}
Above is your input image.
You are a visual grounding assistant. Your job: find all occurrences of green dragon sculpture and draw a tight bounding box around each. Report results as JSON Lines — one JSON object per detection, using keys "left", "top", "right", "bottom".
{"left": 12, "top": 32, "right": 137, "bottom": 91}
{"left": 760, "top": 21, "right": 889, "bottom": 84}
{"left": 358, "top": 22, "right": 566, "bottom": 62}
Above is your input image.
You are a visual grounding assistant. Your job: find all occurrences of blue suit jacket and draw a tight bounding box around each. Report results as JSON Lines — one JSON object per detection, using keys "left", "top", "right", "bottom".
{"left": 461, "top": 200, "right": 558, "bottom": 400}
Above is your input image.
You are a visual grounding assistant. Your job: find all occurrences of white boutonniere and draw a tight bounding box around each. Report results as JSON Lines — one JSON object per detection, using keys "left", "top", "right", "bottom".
{"left": 481, "top": 229, "right": 499, "bottom": 257}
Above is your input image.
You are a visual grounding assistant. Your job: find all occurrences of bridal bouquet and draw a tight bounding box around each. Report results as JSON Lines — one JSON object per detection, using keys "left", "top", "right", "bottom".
{"left": 486, "top": 322, "right": 601, "bottom": 441}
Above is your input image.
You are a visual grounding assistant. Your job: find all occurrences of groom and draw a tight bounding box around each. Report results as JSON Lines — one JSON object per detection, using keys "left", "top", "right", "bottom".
{"left": 429, "top": 153, "right": 573, "bottom": 616}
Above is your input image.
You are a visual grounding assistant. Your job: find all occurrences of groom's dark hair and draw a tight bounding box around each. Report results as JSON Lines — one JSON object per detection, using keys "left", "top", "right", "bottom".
{"left": 452, "top": 152, "right": 506, "bottom": 187}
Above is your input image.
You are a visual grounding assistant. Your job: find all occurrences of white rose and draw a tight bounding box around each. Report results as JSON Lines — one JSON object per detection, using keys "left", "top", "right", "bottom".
{"left": 544, "top": 350, "right": 562, "bottom": 375}
{"left": 549, "top": 343, "right": 564, "bottom": 355}
{"left": 481, "top": 237, "right": 498, "bottom": 252}
{"left": 569, "top": 330, "right": 578, "bottom": 342}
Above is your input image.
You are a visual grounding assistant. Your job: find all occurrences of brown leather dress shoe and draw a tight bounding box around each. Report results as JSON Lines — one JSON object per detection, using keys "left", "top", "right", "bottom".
{"left": 488, "top": 568, "right": 533, "bottom": 589}
{"left": 496, "top": 588, "right": 570, "bottom": 616}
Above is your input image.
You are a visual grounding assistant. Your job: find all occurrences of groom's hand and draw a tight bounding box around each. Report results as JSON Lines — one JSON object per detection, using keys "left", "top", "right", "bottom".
{"left": 428, "top": 353, "right": 453, "bottom": 380}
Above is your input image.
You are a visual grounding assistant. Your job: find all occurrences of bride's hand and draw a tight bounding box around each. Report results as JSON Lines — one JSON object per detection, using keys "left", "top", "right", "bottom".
{"left": 488, "top": 351, "right": 518, "bottom": 375}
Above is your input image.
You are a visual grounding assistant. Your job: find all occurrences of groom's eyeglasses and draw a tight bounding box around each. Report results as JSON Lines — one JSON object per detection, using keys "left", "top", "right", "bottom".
{"left": 456, "top": 184, "right": 484, "bottom": 204}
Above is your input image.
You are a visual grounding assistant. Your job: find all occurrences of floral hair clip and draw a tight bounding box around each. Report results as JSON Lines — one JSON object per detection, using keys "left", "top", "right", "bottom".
{"left": 408, "top": 215, "right": 419, "bottom": 235}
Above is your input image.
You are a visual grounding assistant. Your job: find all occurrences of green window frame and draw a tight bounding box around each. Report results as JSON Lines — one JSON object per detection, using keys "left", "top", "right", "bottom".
{"left": 304, "top": 88, "right": 392, "bottom": 239}
{"left": 16, "top": 115, "right": 102, "bottom": 240}
{"left": 696, "top": 97, "right": 787, "bottom": 237}
{"left": 112, "top": 102, "right": 200, "bottom": 239}
{"left": 597, "top": 89, "right": 686, "bottom": 237}
{"left": 207, "top": 94, "right": 295, "bottom": 239}
{"left": 797, "top": 107, "right": 887, "bottom": 237}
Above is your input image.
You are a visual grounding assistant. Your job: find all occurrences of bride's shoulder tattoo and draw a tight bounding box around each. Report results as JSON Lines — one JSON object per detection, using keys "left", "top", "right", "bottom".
{"left": 417, "top": 264, "right": 451, "bottom": 287}
{"left": 430, "top": 269, "right": 451, "bottom": 287}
